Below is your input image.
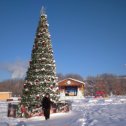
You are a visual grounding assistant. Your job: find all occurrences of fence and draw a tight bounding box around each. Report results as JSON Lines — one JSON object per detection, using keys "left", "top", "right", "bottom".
{"left": 0, "top": 101, "right": 8, "bottom": 117}
{"left": 0, "top": 101, "right": 19, "bottom": 118}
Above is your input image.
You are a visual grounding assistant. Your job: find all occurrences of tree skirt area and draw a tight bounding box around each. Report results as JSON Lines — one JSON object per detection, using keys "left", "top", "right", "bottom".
{"left": 0, "top": 96, "right": 126, "bottom": 126}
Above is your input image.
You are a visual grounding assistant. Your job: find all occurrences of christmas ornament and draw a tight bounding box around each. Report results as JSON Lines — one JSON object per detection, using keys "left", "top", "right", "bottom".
{"left": 24, "top": 83, "right": 26, "bottom": 88}
{"left": 35, "top": 43, "right": 38, "bottom": 49}
{"left": 36, "top": 94, "right": 40, "bottom": 99}
{"left": 42, "top": 41, "right": 46, "bottom": 47}
{"left": 25, "top": 88, "right": 29, "bottom": 92}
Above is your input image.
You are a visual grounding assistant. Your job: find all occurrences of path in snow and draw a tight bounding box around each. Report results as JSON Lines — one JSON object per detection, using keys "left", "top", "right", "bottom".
{"left": 23, "top": 99, "right": 126, "bottom": 126}
{"left": 25, "top": 111, "right": 85, "bottom": 126}
{"left": 84, "top": 104, "right": 126, "bottom": 126}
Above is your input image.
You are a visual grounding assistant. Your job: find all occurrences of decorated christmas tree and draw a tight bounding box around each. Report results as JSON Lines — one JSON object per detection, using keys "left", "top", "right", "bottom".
{"left": 18, "top": 8, "right": 59, "bottom": 117}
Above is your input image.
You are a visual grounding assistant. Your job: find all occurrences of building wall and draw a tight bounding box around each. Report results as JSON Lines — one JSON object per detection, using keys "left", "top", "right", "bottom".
{"left": 58, "top": 78, "right": 85, "bottom": 100}
{"left": 59, "top": 85, "right": 84, "bottom": 96}
{"left": 0, "top": 92, "right": 12, "bottom": 100}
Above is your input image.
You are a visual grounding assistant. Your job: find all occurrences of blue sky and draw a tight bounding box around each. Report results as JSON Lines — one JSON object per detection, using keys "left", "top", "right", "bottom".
{"left": 0, "top": 0, "right": 126, "bottom": 81}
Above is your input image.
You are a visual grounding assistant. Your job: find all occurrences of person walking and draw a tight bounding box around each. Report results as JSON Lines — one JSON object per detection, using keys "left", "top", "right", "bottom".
{"left": 41, "top": 93, "right": 51, "bottom": 120}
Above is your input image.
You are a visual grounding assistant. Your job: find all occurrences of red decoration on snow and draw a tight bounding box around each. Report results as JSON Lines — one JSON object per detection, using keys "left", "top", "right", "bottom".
{"left": 95, "top": 91, "right": 105, "bottom": 98}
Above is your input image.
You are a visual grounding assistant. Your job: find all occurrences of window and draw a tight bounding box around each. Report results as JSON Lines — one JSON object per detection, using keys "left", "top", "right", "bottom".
{"left": 65, "top": 86, "right": 77, "bottom": 96}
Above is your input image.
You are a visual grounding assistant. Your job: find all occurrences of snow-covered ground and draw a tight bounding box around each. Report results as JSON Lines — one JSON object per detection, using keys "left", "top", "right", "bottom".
{"left": 0, "top": 96, "right": 126, "bottom": 126}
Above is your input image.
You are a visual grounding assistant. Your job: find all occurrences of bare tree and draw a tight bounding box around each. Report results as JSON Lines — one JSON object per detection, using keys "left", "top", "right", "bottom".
{"left": 64, "top": 73, "right": 84, "bottom": 81}
{"left": 0, "top": 79, "right": 24, "bottom": 96}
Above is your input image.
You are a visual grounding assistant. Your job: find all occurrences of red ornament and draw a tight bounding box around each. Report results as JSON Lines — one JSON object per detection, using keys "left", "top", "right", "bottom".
{"left": 36, "top": 104, "right": 39, "bottom": 108}
{"left": 35, "top": 43, "right": 38, "bottom": 49}
{"left": 36, "top": 94, "right": 40, "bottom": 99}
{"left": 34, "top": 79, "right": 39, "bottom": 85}
{"left": 24, "top": 83, "right": 26, "bottom": 88}
{"left": 21, "top": 105, "right": 26, "bottom": 113}
{"left": 35, "top": 79, "right": 39, "bottom": 82}
{"left": 50, "top": 85, "right": 53, "bottom": 89}
{"left": 42, "top": 41, "right": 46, "bottom": 47}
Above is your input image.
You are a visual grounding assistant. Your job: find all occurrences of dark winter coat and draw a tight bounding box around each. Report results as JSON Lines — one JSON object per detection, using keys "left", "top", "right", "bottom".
{"left": 42, "top": 96, "right": 51, "bottom": 109}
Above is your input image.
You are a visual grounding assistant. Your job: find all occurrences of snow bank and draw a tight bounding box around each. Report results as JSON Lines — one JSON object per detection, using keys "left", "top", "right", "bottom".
{"left": 0, "top": 96, "right": 126, "bottom": 126}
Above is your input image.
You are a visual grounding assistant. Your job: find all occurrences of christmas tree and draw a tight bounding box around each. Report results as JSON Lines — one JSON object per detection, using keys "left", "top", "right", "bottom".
{"left": 18, "top": 8, "right": 59, "bottom": 117}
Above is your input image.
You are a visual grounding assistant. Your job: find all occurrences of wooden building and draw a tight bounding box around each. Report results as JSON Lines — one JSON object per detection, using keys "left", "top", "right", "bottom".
{"left": 0, "top": 92, "right": 12, "bottom": 101}
{"left": 58, "top": 78, "right": 85, "bottom": 100}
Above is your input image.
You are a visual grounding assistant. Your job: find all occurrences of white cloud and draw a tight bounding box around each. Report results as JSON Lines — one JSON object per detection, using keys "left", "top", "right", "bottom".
{"left": 0, "top": 60, "right": 28, "bottom": 79}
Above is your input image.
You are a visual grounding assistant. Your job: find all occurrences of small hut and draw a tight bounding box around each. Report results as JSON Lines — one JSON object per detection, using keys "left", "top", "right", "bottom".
{"left": 58, "top": 78, "right": 85, "bottom": 100}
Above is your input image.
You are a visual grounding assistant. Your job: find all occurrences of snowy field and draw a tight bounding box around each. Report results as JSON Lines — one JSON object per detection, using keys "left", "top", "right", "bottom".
{"left": 0, "top": 96, "right": 126, "bottom": 126}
